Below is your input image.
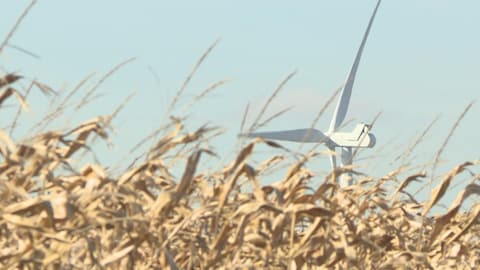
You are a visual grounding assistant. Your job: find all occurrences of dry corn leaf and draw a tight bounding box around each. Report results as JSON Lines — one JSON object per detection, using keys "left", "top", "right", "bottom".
{"left": 447, "top": 204, "right": 480, "bottom": 245}
{"left": 0, "top": 73, "right": 22, "bottom": 88}
{"left": 392, "top": 171, "right": 426, "bottom": 198}
{"left": 0, "top": 87, "right": 29, "bottom": 110}
{"left": 422, "top": 162, "right": 473, "bottom": 216}
{"left": 100, "top": 244, "right": 135, "bottom": 267}
{"left": 430, "top": 183, "right": 480, "bottom": 245}
{"left": 285, "top": 204, "right": 334, "bottom": 218}
{"left": 223, "top": 142, "right": 255, "bottom": 176}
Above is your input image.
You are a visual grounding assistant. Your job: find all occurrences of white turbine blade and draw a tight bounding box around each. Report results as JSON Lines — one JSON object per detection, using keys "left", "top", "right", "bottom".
{"left": 328, "top": 0, "right": 382, "bottom": 133}
{"left": 340, "top": 147, "right": 353, "bottom": 187}
{"left": 243, "top": 128, "right": 328, "bottom": 143}
{"left": 340, "top": 147, "right": 353, "bottom": 166}
{"left": 328, "top": 146, "right": 337, "bottom": 172}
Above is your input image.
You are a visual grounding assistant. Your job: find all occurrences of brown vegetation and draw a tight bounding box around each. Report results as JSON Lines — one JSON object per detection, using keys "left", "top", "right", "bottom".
{"left": 0, "top": 73, "right": 479, "bottom": 269}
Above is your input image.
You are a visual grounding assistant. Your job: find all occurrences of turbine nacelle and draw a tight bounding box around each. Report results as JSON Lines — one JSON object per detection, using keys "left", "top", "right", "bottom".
{"left": 329, "top": 123, "right": 376, "bottom": 148}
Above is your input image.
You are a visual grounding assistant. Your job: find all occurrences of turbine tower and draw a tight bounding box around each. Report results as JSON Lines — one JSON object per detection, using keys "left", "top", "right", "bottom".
{"left": 244, "top": 0, "right": 381, "bottom": 187}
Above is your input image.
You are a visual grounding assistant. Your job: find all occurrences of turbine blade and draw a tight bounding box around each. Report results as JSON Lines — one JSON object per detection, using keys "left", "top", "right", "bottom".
{"left": 329, "top": 148, "right": 337, "bottom": 170}
{"left": 341, "top": 147, "right": 353, "bottom": 166}
{"left": 328, "top": 0, "right": 382, "bottom": 133}
{"left": 340, "top": 147, "right": 353, "bottom": 187}
{"left": 328, "top": 146, "right": 338, "bottom": 184}
{"left": 242, "top": 128, "right": 328, "bottom": 143}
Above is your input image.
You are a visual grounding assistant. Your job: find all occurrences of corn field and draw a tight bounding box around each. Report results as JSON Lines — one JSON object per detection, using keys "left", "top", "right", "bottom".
{"left": 0, "top": 72, "right": 479, "bottom": 269}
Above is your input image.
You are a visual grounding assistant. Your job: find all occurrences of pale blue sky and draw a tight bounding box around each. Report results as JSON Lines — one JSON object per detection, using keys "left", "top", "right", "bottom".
{"left": 1, "top": 1, "right": 479, "bottom": 205}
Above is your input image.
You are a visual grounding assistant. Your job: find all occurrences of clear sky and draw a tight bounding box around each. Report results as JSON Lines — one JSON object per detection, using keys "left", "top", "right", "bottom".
{"left": 1, "top": 1, "right": 479, "bottom": 205}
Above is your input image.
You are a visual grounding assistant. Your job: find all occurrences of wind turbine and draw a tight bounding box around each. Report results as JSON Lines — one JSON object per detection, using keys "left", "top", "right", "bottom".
{"left": 244, "top": 0, "right": 381, "bottom": 187}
